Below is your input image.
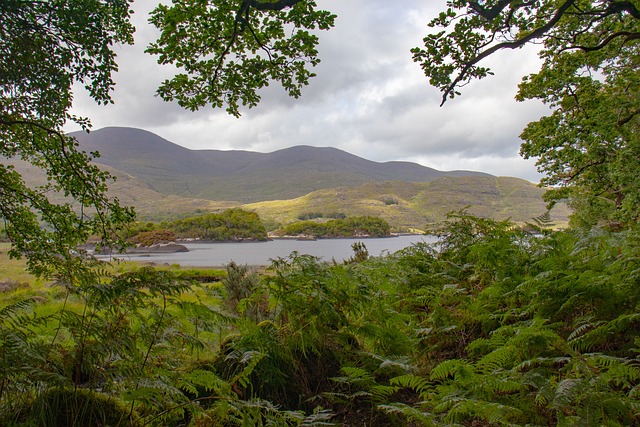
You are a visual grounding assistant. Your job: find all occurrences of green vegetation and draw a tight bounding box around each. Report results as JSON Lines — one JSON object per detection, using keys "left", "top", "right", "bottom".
{"left": 0, "top": 0, "right": 135, "bottom": 277}
{"left": 1, "top": 215, "right": 639, "bottom": 425}
{"left": 125, "top": 209, "right": 269, "bottom": 242}
{"left": 247, "top": 177, "right": 571, "bottom": 233}
{"left": 297, "top": 212, "right": 347, "bottom": 221}
{"left": 163, "top": 208, "right": 268, "bottom": 241}
{"left": 1, "top": 1, "right": 639, "bottom": 426}
{"left": 278, "top": 216, "right": 391, "bottom": 238}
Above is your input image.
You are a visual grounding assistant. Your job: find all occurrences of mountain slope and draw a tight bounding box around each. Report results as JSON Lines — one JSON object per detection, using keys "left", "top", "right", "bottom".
{"left": 70, "top": 127, "right": 490, "bottom": 203}
{"left": 245, "top": 177, "right": 570, "bottom": 231}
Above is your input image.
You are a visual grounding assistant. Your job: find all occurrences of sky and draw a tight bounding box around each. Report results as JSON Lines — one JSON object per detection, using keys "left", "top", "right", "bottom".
{"left": 68, "top": 0, "right": 551, "bottom": 182}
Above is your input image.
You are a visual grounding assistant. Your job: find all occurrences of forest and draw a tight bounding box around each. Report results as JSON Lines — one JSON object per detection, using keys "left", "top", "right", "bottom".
{"left": 1, "top": 0, "right": 639, "bottom": 425}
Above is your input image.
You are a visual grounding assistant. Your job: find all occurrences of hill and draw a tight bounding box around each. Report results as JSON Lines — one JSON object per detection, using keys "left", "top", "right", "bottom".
{"left": 245, "top": 178, "right": 570, "bottom": 232}
{"left": 70, "top": 127, "right": 490, "bottom": 203}
{"left": 3, "top": 159, "right": 237, "bottom": 222}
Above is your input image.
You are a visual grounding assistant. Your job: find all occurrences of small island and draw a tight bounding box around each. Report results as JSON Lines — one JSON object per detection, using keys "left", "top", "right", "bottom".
{"left": 271, "top": 215, "right": 391, "bottom": 239}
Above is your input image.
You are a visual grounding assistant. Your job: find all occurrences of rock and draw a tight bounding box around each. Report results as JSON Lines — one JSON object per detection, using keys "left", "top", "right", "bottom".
{"left": 128, "top": 243, "right": 189, "bottom": 253}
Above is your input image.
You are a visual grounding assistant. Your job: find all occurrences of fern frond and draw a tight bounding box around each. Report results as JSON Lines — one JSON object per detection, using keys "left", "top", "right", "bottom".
{"left": 553, "top": 378, "right": 584, "bottom": 407}
{"left": 430, "top": 359, "right": 473, "bottom": 382}
{"left": 0, "top": 297, "right": 36, "bottom": 322}
{"left": 378, "top": 403, "right": 435, "bottom": 426}
{"left": 370, "top": 384, "right": 399, "bottom": 403}
{"left": 368, "top": 353, "right": 417, "bottom": 373}
{"left": 300, "top": 407, "right": 335, "bottom": 426}
{"left": 178, "top": 369, "right": 231, "bottom": 396}
{"left": 231, "top": 350, "right": 265, "bottom": 389}
{"left": 477, "top": 346, "right": 514, "bottom": 372}
{"left": 390, "top": 374, "right": 430, "bottom": 395}
{"left": 445, "top": 399, "right": 524, "bottom": 425}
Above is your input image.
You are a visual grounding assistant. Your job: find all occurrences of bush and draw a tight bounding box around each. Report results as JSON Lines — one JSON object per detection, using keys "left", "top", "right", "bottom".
{"left": 128, "top": 229, "right": 176, "bottom": 247}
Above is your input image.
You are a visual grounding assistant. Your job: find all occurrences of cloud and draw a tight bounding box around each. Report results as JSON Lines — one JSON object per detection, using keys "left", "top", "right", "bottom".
{"left": 67, "top": 0, "right": 549, "bottom": 183}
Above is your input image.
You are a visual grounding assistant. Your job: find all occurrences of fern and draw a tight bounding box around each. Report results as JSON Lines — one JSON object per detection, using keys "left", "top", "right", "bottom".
{"left": 378, "top": 403, "right": 435, "bottom": 426}
{"left": 177, "top": 369, "right": 231, "bottom": 396}
{"left": 444, "top": 399, "right": 525, "bottom": 425}
{"left": 430, "top": 359, "right": 473, "bottom": 382}
{"left": 389, "top": 374, "right": 430, "bottom": 396}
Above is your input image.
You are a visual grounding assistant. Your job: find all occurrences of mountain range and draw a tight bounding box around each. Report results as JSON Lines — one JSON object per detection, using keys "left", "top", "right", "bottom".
{"left": 69, "top": 127, "right": 490, "bottom": 203}
{"left": 49, "top": 127, "right": 569, "bottom": 229}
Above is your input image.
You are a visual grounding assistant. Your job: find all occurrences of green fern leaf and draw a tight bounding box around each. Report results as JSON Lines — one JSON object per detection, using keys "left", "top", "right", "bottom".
{"left": 390, "top": 374, "right": 430, "bottom": 395}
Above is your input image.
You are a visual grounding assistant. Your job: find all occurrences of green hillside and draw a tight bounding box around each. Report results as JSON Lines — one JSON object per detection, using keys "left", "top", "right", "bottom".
{"left": 4, "top": 159, "right": 237, "bottom": 222}
{"left": 5, "top": 155, "right": 569, "bottom": 230}
{"left": 245, "top": 177, "right": 570, "bottom": 232}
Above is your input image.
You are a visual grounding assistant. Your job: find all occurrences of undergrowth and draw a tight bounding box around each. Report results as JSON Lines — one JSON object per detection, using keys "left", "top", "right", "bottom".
{"left": 0, "top": 212, "right": 638, "bottom": 425}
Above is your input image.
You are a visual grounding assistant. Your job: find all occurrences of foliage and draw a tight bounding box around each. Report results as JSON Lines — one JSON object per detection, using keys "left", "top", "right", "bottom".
{"left": 222, "top": 261, "right": 262, "bottom": 318}
{"left": 297, "top": 212, "right": 348, "bottom": 221}
{"left": 128, "top": 229, "right": 177, "bottom": 247}
{"left": 164, "top": 208, "right": 268, "bottom": 241}
{"left": 279, "top": 216, "right": 391, "bottom": 238}
{"left": 147, "top": 0, "right": 336, "bottom": 117}
{"left": 412, "top": 0, "right": 640, "bottom": 225}
{"left": 0, "top": 0, "right": 135, "bottom": 276}
{"left": 3, "top": 1, "right": 640, "bottom": 424}
{"left": 2, "top": 215, "right": 640, "bottom": 425}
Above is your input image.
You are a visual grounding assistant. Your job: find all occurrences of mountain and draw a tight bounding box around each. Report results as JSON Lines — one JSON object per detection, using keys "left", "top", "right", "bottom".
{"left": 5, "top": 126, "right": 569, "bottom": 228}
{"left": 70, "top": 127, "right": 490, "bottom": 203}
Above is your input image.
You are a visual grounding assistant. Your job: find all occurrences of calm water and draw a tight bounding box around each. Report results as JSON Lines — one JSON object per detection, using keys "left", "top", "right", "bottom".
{"left": 100, "top": 235, "right": 436, "bottom": 267}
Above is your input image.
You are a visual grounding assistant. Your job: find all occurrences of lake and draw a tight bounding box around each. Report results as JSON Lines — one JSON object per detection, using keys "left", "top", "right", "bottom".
{"left": 100, "top": 235, "right": 436, "bottom": 267}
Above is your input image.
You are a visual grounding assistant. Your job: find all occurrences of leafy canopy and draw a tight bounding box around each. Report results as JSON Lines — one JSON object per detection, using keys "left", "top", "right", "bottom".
{"left": 0, "top": 0, "right": 135, "bottom": 275}
{"left": 411, "top": 0, "right": 640, "bottom": 225}
{"left": 147, "top": 0, "right": 336, "bottom": 117}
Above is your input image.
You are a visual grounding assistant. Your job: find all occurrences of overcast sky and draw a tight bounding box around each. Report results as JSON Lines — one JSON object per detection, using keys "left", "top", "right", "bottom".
{"left": 68, "top": 0, "right": 551, "bottom": 182}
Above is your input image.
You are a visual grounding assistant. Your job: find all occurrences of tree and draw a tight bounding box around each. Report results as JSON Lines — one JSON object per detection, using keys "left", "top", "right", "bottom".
{"left": 146, "top": 0, "right": 335, "bottom": 117}
{"left": 411, "top": 0, "right": 640, "bottom": 226}
{"left": 0, "top": 0, "right": 135, "bottom": 276}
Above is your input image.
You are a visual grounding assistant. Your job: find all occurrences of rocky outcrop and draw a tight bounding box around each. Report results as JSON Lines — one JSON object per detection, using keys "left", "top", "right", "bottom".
{"left": 127, "top": 243, "right": 189, "bottom": 253}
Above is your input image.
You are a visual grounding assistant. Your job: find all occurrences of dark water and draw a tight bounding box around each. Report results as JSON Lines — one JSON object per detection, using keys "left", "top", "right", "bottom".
{"left": 101, "top": 235, "right": 436, "bottom": 267}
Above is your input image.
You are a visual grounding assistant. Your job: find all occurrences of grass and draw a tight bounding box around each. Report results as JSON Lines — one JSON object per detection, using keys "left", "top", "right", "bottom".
{"left": 0, "top": 245, "right": 227, "bottom": 318}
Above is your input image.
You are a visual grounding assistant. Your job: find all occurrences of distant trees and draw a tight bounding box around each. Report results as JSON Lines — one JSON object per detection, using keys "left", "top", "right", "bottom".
{"left": 162, "top": 208, "right": 268, "bottom": 241}
{"left": 297, "top": 212, "right": 347, "bottom": 221}
{"left": 280, "top": 216, "right": 391, "bottom": 238}
{"left": 126, "top": 211, "right": 391, "bottom": 241}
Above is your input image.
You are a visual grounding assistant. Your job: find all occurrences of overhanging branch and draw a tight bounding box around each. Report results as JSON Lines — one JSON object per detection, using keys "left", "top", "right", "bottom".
{"left": 441, "top": 0, "right": 577, "bottom": 106}
{"left": 246, "top": 0, "right": 302, "bottom": 12}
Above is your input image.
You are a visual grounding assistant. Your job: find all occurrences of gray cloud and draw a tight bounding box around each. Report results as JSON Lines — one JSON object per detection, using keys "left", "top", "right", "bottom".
{"left": 68, "top": 0, "right": 550, "bottom": 183}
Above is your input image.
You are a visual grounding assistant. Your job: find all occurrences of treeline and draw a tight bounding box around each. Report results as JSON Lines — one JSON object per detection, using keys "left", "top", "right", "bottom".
{"left": 278, "top": 215, "right": 391, "bottom": 238}
{"left": 297, "top": 212, "right": 347, "bottom": 220}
